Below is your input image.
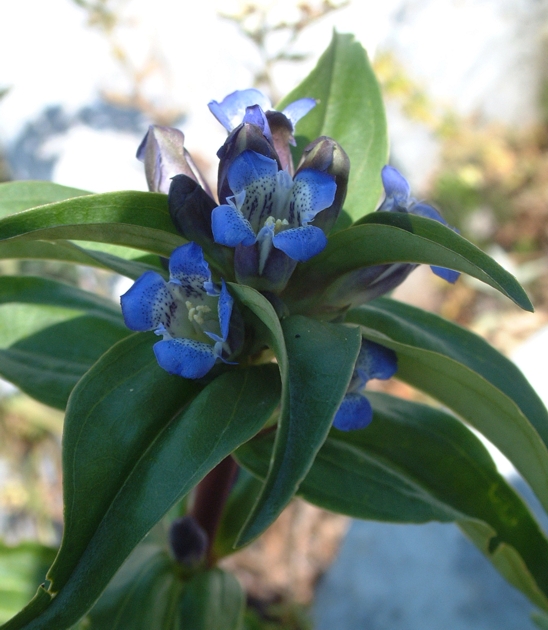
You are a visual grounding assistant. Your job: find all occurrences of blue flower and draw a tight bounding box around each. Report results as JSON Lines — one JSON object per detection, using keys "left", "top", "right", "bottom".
{"left": 378, "top": 165, "right": 460, "bottom": 284}
{"left": 211, "top": 149, "right": 337, "bottom": 292}
{"left": 333, "top": 340, "right": 398, "bottom": 431}
{"left": 120, "top": 242, "right": 237, "bottom": 379}
{"left": 209, "top": 88, "right": 316, "bottom": 175}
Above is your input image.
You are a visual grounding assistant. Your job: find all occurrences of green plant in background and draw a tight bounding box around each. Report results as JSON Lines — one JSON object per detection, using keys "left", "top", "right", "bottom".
{"left": 0, "top": 32, "right": 547, "bottom": 629}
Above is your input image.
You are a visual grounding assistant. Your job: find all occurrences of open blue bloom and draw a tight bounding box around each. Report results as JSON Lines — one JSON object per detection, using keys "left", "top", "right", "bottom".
{"left": 378, "top": 165, "right": 460, "bottom": 284}
{"left": 211, "top": 149, "right": 336, "bottom": 292}
{"left": 120, "top": 242, "right": 235, "bottom": 379}
{"left": 333, "top": 340, "right": 397, "bottom": 431}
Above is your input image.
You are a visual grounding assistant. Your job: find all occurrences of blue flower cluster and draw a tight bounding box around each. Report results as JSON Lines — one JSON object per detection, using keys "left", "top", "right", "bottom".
{"left": 122, "top": 88, "right": 459, "bottom": 430}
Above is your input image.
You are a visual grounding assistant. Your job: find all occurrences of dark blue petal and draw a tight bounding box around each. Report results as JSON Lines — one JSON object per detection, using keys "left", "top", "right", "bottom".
{"left": 333, "top": 393, "right": 373, "bottom": 431}
{"left": 153, "top": 338, "right": 217, "bottom": 379}
{"left": 120, "top": 271, "right": 171, "bottom": 332}
{"left": 242, "top": 105, "right": 273, "bottom": 143}
{"left": 212, "top": 204, "right": 256, "bottom": 247}
{"left": 355, "top": 339, "right": 398, "bottom": 383}
{"left": 381, "top": 165, "right": 411, "bottom": 201}
{"left": 227, "top": 150, "right": 278, "bottom": 195}
{"left": 410, "top": 202, "right": 449, "bottom": 226}
{"left": 206, "top": 280, "right": 233, "bottom": 343}
{"left": 431, "top": 265, "right": 460, "bottom": 283}
{"left": 208, "top": 89, "right": 271, "bottom": 131}
{"left": 291, "top": 168, "right": 337, "bottom": 225}
{"left": 282, "top": 98, "right": 317, "bottom": 129}
{"left": 168, "top": 243, "right": 211, "bottom": 297}
{"left": 273, "top": 225, "right": 327, "bottom": 262}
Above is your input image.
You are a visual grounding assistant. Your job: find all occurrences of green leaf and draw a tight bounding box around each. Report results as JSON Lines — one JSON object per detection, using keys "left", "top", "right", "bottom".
{"left": 345, "top": 298, "right": 548, "bottom": 521}
{"left": 532, "top": 611, "right": 548, "bottom": 629}
{"left": 238, "top": 392, "right": 548, "bottom": 611}
{"left": 236, "top": 315, "right": 361, "bottom": 547}
{"left": 83, "top": 543, "right": 183, "bottom": 630}
{"left": 0, "top": 181, "right": 90, "bottom": 218}
{"left": 3, "top": 341, "right": 280, "bottom": 630}
{"left": 0, "top": 543, "right": 57, "bottom": 625}
{"left": 283, "top": 213, "right": 533, "bottom": 312}
{"left": 0, "top": 239, "right": 163, "bottom": 280}
{"left": 178, "top": 568, "right": 244, "bottom": 630}
{"left": 0, "top": 191, "right": 184, "bottom": 257}
{"left": 0, "top": 276, "right": 129, "bottom": 408}
{"left": 278, "top": 32, "right": 388, "bottom": 224}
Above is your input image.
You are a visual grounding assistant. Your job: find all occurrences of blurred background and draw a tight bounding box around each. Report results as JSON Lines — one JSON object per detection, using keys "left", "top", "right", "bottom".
{"left": 2, "top": 0, "right": 548, "bottom": 628}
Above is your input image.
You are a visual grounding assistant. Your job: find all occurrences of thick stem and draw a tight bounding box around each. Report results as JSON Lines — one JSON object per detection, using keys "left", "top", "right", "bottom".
{"left": 189, "top": 455, "right": 239, "bottom": 566}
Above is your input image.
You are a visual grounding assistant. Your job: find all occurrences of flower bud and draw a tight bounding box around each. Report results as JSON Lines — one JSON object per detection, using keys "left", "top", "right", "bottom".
{"left": 296, "top": 137, "right": 350, "bottom": 235}
{"left": 137, "top": 125, "right": 212, "bottom": 197}
{"left": 169, "top": 516, "right": 208, "bottom": 567}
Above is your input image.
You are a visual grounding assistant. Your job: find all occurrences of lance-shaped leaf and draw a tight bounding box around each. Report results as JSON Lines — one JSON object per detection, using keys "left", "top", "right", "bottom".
{"left": 2, "top": 336, "right": 280, "bottom": 630}
{"left": 228, "top": 287, "right": 361, "bottom": 547}
{"left": 345, "top": 298, "right": 548, "bottom": 521}
{"left": 0, "top": 181, "right": 90, "bottom": 218}
{"left": 277, "top": 31, "right": 388, "bottom": 226}
{"left": 0, "top": 276, "right": 129, "bottom": 408}
{"left": 0, "top": 191, "right": 184, "bottom": 258}
{"left": 0, "top": 239, "right": 164, "bottom": 280}
{"left": 237, "top": 392, "right": 548, "bottom": 611}
{"left": 283, "top": 213, "right": 533, "bottom": 312}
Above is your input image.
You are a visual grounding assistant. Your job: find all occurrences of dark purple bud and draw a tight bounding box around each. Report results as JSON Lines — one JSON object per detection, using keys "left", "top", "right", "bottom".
{"left": 233, "top": 242, "right": 298, "bottom": 294}
{"left": 169, "top": 516, "right": 209, "bottom": 567}
{"left": 217, "top": 123, "right": 281, "bottom": 205}
{"left": 265, "top": 110, "right": 296, "bottom": 174}
{"left": 296, "top": 137, "right": 350, "bottom": 235}
{"left": 137, "top": 125, "right": 213, "bottom": 197}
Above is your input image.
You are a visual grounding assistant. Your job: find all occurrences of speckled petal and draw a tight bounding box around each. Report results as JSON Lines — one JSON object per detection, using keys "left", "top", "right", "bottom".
{"left": 227, "top": 150, "right": 278, "bottom": 196}
{"left": 273, "top": 225, "right": 327, "bottom": 262}
{"left": 282, "top": 98, "right": 317, "bottom": 129}
{"left": 291, "top": 168, "right": 337, "bottom": 225}
{"left": 120, "top": 271, "right": 172, "bottom": 332}
{"left": 208, "top": 89, "right": 271, "bottom": 132}
{"left": 168, "top": 243, "right": 211, "bottom": 298}
{"left": 333, "top": 393, "right": 373, "bottom": 431}
{"left": 153, "top": 338, "right": 217, "bottom": 379}
{"left": 212, "top": 203, "right": 257, "bottom": 247}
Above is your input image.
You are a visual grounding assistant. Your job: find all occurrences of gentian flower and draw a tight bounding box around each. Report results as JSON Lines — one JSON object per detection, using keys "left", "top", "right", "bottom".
{"left": 211, "top": 149, "right": 337, "bottom": 292}
{"left": 333, "top": 339, "right": 397, "bottom": 431}
{"left": 209, "top": 88, "right": 316, "bottom": 174}
{"left": 378, "top": 165, "right": 460, "bottom": 284}
{"left": 120, "top": 242, "right": 239, "bottom": 379}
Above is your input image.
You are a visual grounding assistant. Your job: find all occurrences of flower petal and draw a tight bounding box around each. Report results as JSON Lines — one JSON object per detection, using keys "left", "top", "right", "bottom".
{"left": 333, "top": 393, "right": 373, "bottom": 431}
{"left": 208, "top": 89, "right": 271, "bottom": 132}
{"left": 153, "top": 338, "right": 217, "bottom": 379}
{"left": 242, "top": 104, "right": 273, "bottom": 143}
{"left": 212, "top": 204, "right": 257, "bottom": 247}
{"left": 168, "top": 243, "right": 211, "bottom": 297}
{"left": 355, "top": 340, "right": 398, "bottom": 383}
{"left": 120, "top": 271, "right": 172, "bottom": 332}
{"left": 431, "top": 265, "right": 460, "bottom": 283}
{"left": 381, "top": 165, "right": 411, "bottom": 201}
{"left": 410, "top": 202, "right": 449, "bottom": 226}
{"left": 206, "top": 280, "right": 234, "bottom": 343}
{"left": 291, "top": 168, "right": 337, "bottom": 225}
{"left": 227, "top": 150, "right": 278, "bottom": 196}
{"left": 273, "top": 225, "right": 327, "bottom": 262}
{"left": 282, "top": 98, "right": 317, "bottom": 129}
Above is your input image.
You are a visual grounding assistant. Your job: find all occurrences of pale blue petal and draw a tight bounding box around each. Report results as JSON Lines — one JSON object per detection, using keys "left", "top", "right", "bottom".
{"left": 208, "top": 89, "right": 271, "bottom": 131}
{"left": 431, "top": 265, "right": 460, "bottom": 283}
{"left": 333, "top": 393, "right": 373, "bottom": 431}
{"left": 291, "top": 168, "right": 337, "bottom": 225}
{"left": 282, "top": 98, "right": 317, "bottom": 129}
{"left": 273, "top": 225, "right": 327, "bottom": 262}
{"left": 227, "top": 150, "right": 278, "bottom": 195}
{"left": 242, "top": 104, "right": 273, "bottom": 143}
{"left": 136, "top": 125, "right": 189, "bottom": 194}
{"left": 168, "top": 243, "right": 211, "bottom": 298}
{"left": 381, "top": 165, "right": 411, "bottom": 201}
{"left": 120, "top": 271, "right": 171, "bottom": 332}
{"left": 355, "top": 340, "right": 398, "bottom": 383}
{"left": 212, "top": 204, "right": 257, "bottom": 247}
{"left": 410, "top": 202, "right": 448, "bottom": 226}
{"left": 153, "top": 338, "right": 217, "bottom": 379}
{"left": 205, "top": 280, "right": 233, "bottom": 343}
